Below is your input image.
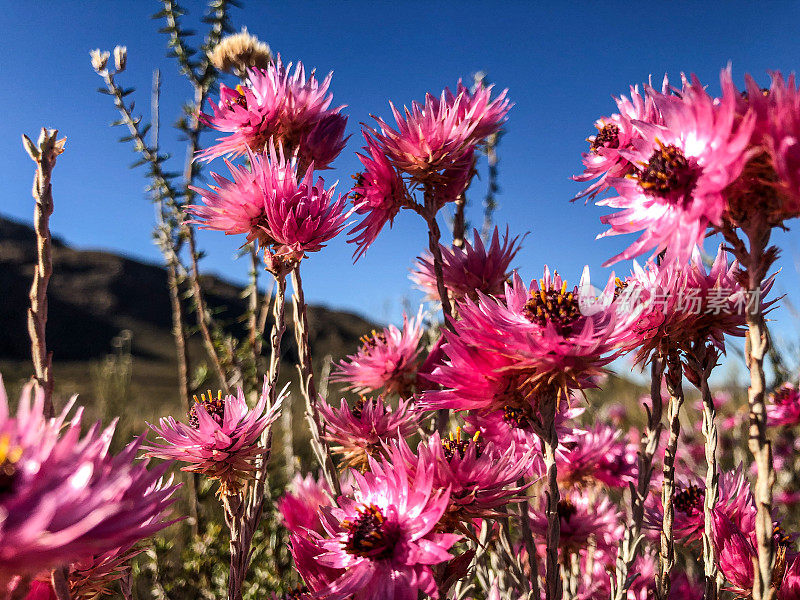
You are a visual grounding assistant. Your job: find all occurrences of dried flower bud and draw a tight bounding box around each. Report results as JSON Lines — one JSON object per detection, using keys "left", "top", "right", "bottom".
{"left": 207, "top": 28, "right": 271, "bottom": 78}
{"left": 90, "top": 49, "right": 110, "bottom": 73}
{"left": 114, "top": 46, "right": 127, "bottom": 73}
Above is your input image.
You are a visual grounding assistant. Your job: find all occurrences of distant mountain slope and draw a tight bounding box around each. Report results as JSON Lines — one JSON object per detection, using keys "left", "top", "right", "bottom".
{"left": 0, "top": 215, "right": 373, "bottom": 365}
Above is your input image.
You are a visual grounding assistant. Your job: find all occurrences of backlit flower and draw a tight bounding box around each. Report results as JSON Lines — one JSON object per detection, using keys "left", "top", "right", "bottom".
{"left": 768, "top": 381, "right": 800, "bottom": 428}
{"left": 557, "top": 423, "right": 636, "bottom": 489}
{"left": 145, "top": 380, "right": 283, "bottom": 495}
{"left": 278, "top": 472, "right": 332, "bottom": 536}
{"left": 597, "top": 69, "right": 755, "bottom": 265}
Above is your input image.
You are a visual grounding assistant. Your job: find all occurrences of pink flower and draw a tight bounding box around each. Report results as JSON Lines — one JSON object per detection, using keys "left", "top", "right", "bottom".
{"left": 529, "top": 490, "right": 623, "bottom": 553}
{"left": 410, "top": 227, "right": 524, "bottom": 303}
{"left": 768, "top": 382, "right": 800, "bottom": 428}
{"left": 620, "top": 245, "right": 774, "bottom": 365}
{"left": 145, "top": 380, "right": 283, "bottom": 495}
{"left": 200, "top": 57, "right": 347, "bottom": 168}
{"left": 573, "top": 76, "right": 667, "bottom": 201}
{"left": 389, "top": 429, "right": 531, "bottom": 528}
{"left": 597, "top": 69, "right": 755, "bottom": 265}
{"left": 422, "top": 269, "right": 630, "bottom": 416}
{"left": 726, "top": 71, "right": 800, "bottom": 226}
{"left": 347, "top": 132, "right": 409, "bottom": 260}
{"left": 0, "top": 379, "right": 178, "bottom": 581}
{"left": 557, "top": 423, "right": 636, "bottom": 489}
{"left": 317, "top": 395, "right": 419, "bottom": 471}
{"left": 369, "top": 83, "right": 509, "bottom": 184}
{"left": 278, "top": 472, "right": 332, "bottom": 535}
{"left": 188, "top": 145, "right": 349, "bottom": 263}
{"left": 332, "top": 309, "right": 424, "bottom": 396}
{"left": 303, "top": 455, "right": 460, "bottom": 600}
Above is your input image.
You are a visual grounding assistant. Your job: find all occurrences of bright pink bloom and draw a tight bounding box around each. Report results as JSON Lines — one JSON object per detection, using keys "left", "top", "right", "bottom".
{"left": 410, "top": 227, "right": 524, "bottom": 303}
{"left": 597, "top": 69, "right": 755, "bottom": 265}
{"left": 0, "top": 379, "right": 178, "bottom": 581}
{"left": 620, "top": 245, "right": 774, "bottom": 365}
{"left": 422, "top": 269, "right": 630, "bottom": 415}
{"left": 347, "top": 132, "right": 409, "bottom": 260}
{"left": 389, "top": 430, "right": 531, "bottom": 528}
{"left": 529, "top": 490, "right": 623, "bottom": 553}
{"left": 278, "top": 472, "right": 332, "bottom": 536}
{"left": 768, "top": 382, "right": 800, "bottom": 428}
{"left": 369, "top": 83, "right": 509, "bottom": 184}
{"left": 317, "top": 395, "right": 418, "bottom": 471}
{"left": 200, "top": 57, "right": 347, "bottom": 168}
{"left": 556, "top": 423, "right": 636, "bottom": 489}
{"left": 573, "top": 77, "right": 667, "bottom": 201}
{"left": 332, "top": 309, "right": 424, "bottom": 396}
{"left": 145, "top": 380, "right": 283, "bottom": 495}
{"left": 304, "top": 455, "right": 460, "bottom": 600}
{"left": 188, "top": 146, "right": 349, "bottom": 263}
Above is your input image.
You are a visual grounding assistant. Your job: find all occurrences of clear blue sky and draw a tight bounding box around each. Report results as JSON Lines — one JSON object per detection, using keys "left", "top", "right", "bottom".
{"left": 2, "top": 1, "right": 800, "bottom": 365}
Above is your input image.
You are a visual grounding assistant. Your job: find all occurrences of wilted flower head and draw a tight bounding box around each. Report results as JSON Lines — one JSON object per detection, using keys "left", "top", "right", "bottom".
{"left": 145, "top": 380, "right": 283, "bottom": 495}
{"left": 0, "top": 378, "right": 177, "bottom": 580}
{"left": 390, "top": 429, "right": 531, "bottom": 530}
{"left": 302, "top": 455, "right": 460, "bottom": 600}
{"left": 597, "top": 68, "right": 755, "bottom": 265}
{"left": 188, "top": 145, "right": 349, "bottom": 266}
{"left": 278, "top": 472, "right": 332, "bottom": 535}
{"left": 333, "top": 309, "right": 424, "bottom": 396}
{"left": 411, "top": 227, "right": 524, "bottom": 303}
{"left": 317, "top": 395, "right": 418, "bottom": 471}
{"left": 529, "top": 490, "right": 623, "bottom": 553}
{"left": 200, "top": 56, "right": 347, "bottom": 168}
{"left": 769, "top": 382, "right": 800, "bottom": 428}
{"left": 208, "top": 27, "right": 271, "bottom": 77}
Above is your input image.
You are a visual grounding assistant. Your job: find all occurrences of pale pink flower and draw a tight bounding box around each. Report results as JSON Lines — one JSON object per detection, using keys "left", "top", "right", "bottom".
{"left": 768, "top": 382, "right": 800, "bottom": 428}
{"left": 0, "top": 379, "right": 178, "bottom": 581}
{"left": 410, "top": 227, "right": 524, "bottom": 302}
{"left": 278, "top": 472, "right": 332, "bottom": 536}
{"left": 200, "top": 57, "right": 347, "bottom": 168}
{"left": 145, "top": 380, "right": 283, "bottom": 495}
{"left": 317, "top": 395, "right": 418, "bottom": 471}
{"left": 332, "top": 309, "right": 424, "bottom": 396}
{"left": 389, "top": 429, "right": 531, "bottom": 529}
{"left": 598, "top": 69, "right": 755, "bottom": 265}
{"left": 302, "top": 455, "right": 460, "bottom": 600}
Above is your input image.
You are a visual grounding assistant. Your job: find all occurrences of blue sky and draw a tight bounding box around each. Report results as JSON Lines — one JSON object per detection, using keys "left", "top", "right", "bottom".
{"left": 2, "top": 1, "right": 800, "bottom": 367}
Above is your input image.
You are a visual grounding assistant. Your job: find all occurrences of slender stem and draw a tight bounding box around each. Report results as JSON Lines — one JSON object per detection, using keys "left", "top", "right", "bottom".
{"left": 538, "top": 395, "right": 562, "bottom": 600}
{"left": 611, "top": 357, "right": 666, "bottom": 600}
{"left": 50, "top": 567, "right": 71, "bottom": 600}
{"left": 658, "top": 350, "right": 684, "bottom": 600}
{"left": 247, "top": 244, "right": 261, "bottom": 388}
{"left": 290, "top": 266, "right": 342, "bottom": 497}
{"left": 519, "top": 480, "right": 541, "bottom": 599}
{"left": 24, "top": 129, "right": 61, "bottom": 419}
{"left": 223, "top": 493, "right": 246, "bottom": 600}
{"left": 452, "top": 193, "right": 466, "bottom": 248}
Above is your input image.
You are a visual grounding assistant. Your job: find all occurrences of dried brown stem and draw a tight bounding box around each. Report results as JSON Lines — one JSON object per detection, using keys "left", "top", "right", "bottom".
{"left": 657, "top": 350, "right": 684, "bottom": 600}
{"left": 611, "top": 357, "right": 665, "bottom": 600}
{"left": 291, "top": 266, "right": 342, "bottom": 497}
{"left": 537, "top": 395, "right": 562, "bottom": 600}
{"left": 23, "top": 128, "right": 63, "bottom": 419}
{"left": 519, "top": 479, "right": 541, "bottom": 599}
{"left": 452, "top": 193, "right": 466, "bottom": 249}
